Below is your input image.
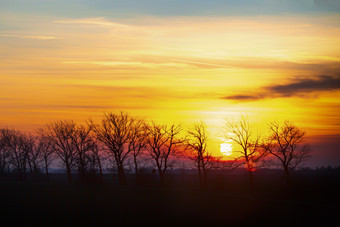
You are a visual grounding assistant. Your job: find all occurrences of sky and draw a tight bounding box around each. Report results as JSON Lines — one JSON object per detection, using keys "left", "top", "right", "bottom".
{"left": 0, "top": 0, "right": 340, "bottom": 167}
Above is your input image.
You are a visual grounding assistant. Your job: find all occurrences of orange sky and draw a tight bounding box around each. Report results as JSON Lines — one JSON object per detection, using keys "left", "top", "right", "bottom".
{"left": 0, "top": 2, "right": 339, "bottom": 166}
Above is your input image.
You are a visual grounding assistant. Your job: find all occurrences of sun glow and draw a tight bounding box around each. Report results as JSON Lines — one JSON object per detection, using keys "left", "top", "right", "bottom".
{"left": 220, "top": 142, "right": 233, "bottom": 156}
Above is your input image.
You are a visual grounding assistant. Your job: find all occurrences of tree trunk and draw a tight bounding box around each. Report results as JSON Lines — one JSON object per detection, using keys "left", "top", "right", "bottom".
{"left": 245, "top": 157, "right": 254, "bottom": 190}
{"left": 78, "top": 157, "right": 86, "bottom": 182}
{"left": 248, "top": 170, "right": 254, "bottom": 188}
{"left": 33, "top": 163, "right": 38, "bottom": 176}
{"left": 66, "top": 164, "right": 72, "bottom": 183}
{"left": 159, "top": 172, "right": 164, "bottom": 186}
{"left": 201, "top": 159, "right": 208, "bottom": 190}
{"left": 156, "top": 161, "right": 165, "bottom": 186}
{"left": 28, "top": 161, "right": 33, "bottom": 174}
{"left": 44, "top": 158, "right": 49, "bottom": 182}
{"left": 197, "top": 162, "right": 203, "bottom": 189}
{"left": 134, "top": 155, "right": 139, "bottom": 183}
{"left": 202, "top": 168, "right": 208, "bottom": 190}
{"left": 117, "top": 164, "right": 126, "bottom": 185}
{"left": 284, "top": 166, "right": 291, "bottom": 185}
{"left": 97, "top": 156, "right": 103, "bottom": 183}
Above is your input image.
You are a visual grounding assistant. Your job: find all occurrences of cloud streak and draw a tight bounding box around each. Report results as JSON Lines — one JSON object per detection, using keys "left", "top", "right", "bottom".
{"left": 222, "top": 74, "right": 340, "bottom": 101}
{"left": 54, "top": 17, "right": 134, "bottom": 30}
{"left": 0, "top": 34, "right": 59, "bottom": 40}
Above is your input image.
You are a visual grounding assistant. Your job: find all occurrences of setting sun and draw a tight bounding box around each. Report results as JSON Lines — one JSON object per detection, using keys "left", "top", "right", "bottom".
{"left": 220, "top": 142, "right": 233, "bottom": 156}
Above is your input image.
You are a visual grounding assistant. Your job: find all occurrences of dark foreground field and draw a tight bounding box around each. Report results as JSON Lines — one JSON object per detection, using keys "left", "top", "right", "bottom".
{"left": 0, "top": 170, "right": 339, "bottom": 226}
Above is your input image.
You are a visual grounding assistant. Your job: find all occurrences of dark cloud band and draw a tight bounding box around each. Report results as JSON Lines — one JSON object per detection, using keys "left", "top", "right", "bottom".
{"left": 222, "top": 74, "right": 340, "bottom": 101}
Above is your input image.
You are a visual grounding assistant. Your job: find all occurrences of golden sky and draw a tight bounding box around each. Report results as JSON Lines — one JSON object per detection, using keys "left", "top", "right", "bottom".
{"left": 0, "top": 1, "right": 339, "bottom": 166}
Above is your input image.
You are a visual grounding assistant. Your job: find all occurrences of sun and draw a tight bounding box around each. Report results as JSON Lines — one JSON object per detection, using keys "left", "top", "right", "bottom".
{"left": 220, "top": 142, "right": 233, "bottom": 156}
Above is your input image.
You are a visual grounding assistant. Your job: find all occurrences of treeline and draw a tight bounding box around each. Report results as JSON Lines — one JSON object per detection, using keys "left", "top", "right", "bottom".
{"left": 0, "top": 112, "right": 310, "bottom": 187}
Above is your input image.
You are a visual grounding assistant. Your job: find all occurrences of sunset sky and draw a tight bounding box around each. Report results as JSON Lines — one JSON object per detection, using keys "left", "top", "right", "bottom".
{"left": 1, "top": 0, "right": 339, "bottom": 167}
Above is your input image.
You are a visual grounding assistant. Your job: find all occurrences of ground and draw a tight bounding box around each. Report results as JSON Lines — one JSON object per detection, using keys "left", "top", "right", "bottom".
{"left": 0, "top": 171, "right": 338, "bottom": 226}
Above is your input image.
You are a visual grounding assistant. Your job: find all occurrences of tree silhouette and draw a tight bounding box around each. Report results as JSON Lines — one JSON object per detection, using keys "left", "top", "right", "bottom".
{"left": 146, "top": 122, "right": 183, "bottom": 185}
{"left": 42, "top": 120, "right": 77, "bottom": 183}
{"left": 0, "top": 129, "right": 11, "bottom": 176}
{"left": 86, "top": 140, "right": 104, "bottom": 183}
{"left": 92, "top": 112, "right": 134, "bottom": 185}
{"left": 3, "top": 129, "right": 31, "bottom": 177}
{"left": 223, "top": 116, "right": 266, "bottom": 188}
{"left": 128, "top": 118, "right": 147, "bottom": 182}
{"left": 26, "top": 135, "right": 43, "bottom": 175}
{"left": 36, "top": 133, "right": 55, "bottom": 182}
{"left": 264, "top": 120, "right": 310, "bottom": 183}
{"left": 186, "top": 121, "right": 212, "bottom": 189}
{"left": 71, "top": 123, "right": 95, "bottom": 182}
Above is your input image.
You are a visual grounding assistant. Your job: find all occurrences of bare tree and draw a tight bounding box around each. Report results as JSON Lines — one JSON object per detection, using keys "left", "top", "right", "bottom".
{"left": 223, "top": 116, "right": 266, "bottom": 187}
{"left": 128, "top": 118, "right": 147, "bottom": 181}
{"left": 36, "top": 128, "right": 56, "bottom": 182}
{"left": 42, "top": 120, "right": 77, "bottom": 183}
{"left": 186, "top": 121, "right": 212, "bottom": 189}
{"left": 264, "top": 120, "right": 310, "bottom": 183}
{"left": 0, "top": 129, "right": 11, "bottom": 175}
{"left": 86, "top": 140, "right": 104, "bottom": 183}
{"left": 38, "top": 137, "right": 55, "bottom": 182}
{"left": 3, "top": 129, "right": 32, "bottom": 177}
{"left": 146, "top": 122, "right": 184, "bottom": 185}
{"left": 26, "top": 135, "right": 43, "bottom": 175}
{"left": 71, "top": 123, "right": 94, "bottom": 182}
{"left": 92, "top": 112, "right": 134, "bottom": 185}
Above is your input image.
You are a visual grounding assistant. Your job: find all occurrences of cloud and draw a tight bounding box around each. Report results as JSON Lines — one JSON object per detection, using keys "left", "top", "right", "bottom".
{"left": 269, "top": 75, "right": 340, "bottom": 96}
{"left": 40, "top": 104, "right": 113, "bottom": 110}
{"left": 0, "top": 34, "right": 59, "bottom": 40}
{"left": 222, "top": 74, "right": 340, "bottom": 101}
{"left": 61, "top": 60, "right": 178, "bottom": 69}
{"left": 54, "top": 17, "right": 134, "bottom": 30}
{"left": 222, "top": 95, "right": 265, "bottom": 101}
{"left": 172, "top": 59, "right": 230, "bottom": 68}
{"left": 61, "top": 84, "right": 194, "bottom": 100}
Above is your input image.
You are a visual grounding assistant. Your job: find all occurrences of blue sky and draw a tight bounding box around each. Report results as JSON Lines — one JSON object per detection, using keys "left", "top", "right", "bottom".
{"left": 0, "top": 0, "right": 339, "bottom": 19}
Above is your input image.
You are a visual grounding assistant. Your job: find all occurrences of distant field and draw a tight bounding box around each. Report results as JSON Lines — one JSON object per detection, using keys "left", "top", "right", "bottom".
{"left": 0, "top": 171, "right": 339, "bottom": 226}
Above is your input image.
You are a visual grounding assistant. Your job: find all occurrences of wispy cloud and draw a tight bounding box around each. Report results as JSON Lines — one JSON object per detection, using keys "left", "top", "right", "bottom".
{"left": 54, "top": 17, "right": 134, "bottom": 30}
{"left": 61, "top": 60, "right": 180, "bottom": 69}
{"left": 63, "top": 84, "right": 195, "bottom": 100}
{"left": 172, "top": 59, "right": 230, "bottom": 68}
{"left": 0, "top": 34, "right": 59, "bottom": 40}
{"left": 222, "top": 74, "right": 340, "bottom": 101}
{"left": 63, "top": 59, "right": 232, "bottom": 69}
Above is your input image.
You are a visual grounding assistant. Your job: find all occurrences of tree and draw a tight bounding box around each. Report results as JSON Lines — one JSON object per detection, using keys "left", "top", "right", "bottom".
{"left": 264, "top": 120, "right": 310, "bottom": 183}
{"left": 37, "top": 128, "right": 56, "bottom": 182}
{"left": 186, "top": 121, "right": 212, "bottom": 189}
{"left": 146, "top": 122, "right": 183, "bottom": 185}
{"left": 128, "top": 118, "right": 147, "bottom": 181}
{"left": 86, "top": 140, "right": 104, "bottom": 183}
{"left": 223, "top": 116, "right": 266, "bottom": 187}
{"left": 26, "top": 135, "right": 43, "bottom": 175}
{"left": 71, "top": 123, "right": 94, "bottom": 182}
{"left": 37, "top": 137, "right": 55, "bottom": 182}
{"left": 43, "top": 120, "right": 77, "bottom": 183}
{"left": 92, "top": 112, "right": 134, "bottom": 185}
{"left": 4, "top": 129, "right": 31, "bottom": 177}
{"left": 0, "top": 129, "right": 12, "bottom": 176}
